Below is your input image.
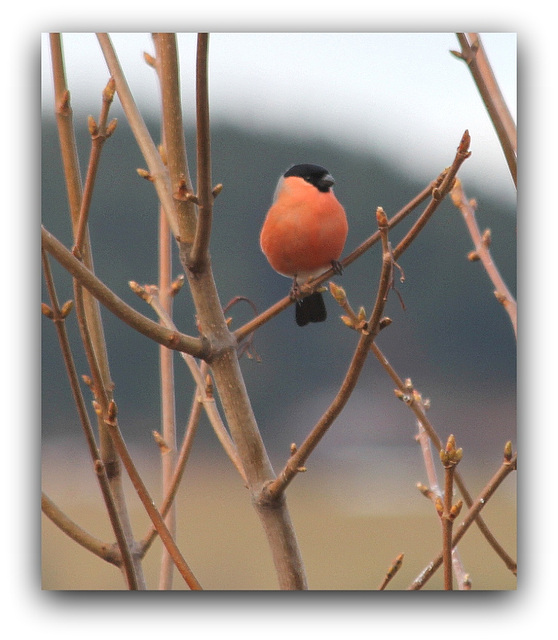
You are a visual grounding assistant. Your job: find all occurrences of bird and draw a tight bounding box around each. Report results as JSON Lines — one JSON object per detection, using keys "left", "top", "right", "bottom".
{"left": 260, "top": 164, "right": 348, "bottom": 326}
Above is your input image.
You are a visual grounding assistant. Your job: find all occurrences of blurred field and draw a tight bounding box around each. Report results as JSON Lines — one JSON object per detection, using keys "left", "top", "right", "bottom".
{"left": 41, "top": 439, "right": 516, "bottom": 591}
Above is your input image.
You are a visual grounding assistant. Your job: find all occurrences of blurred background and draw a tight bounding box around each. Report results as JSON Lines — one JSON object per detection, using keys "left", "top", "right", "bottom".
{"left": 41, "top": 33, "right": 516, "bottom": 590}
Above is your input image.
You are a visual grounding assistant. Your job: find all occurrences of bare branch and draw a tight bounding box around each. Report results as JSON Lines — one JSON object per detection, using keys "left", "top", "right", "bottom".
{"left": 372, "top": 343, "right": 517, "bottom": 575}
{"left": 451, "top": 178, "right": 517, "bottom": 338}
{"left": 102, "top": 403, "right": 203, "bottom": 590}
{"left": 453, "top": 34, "right": 516, "bottom": 187}
{"left": 96, "top": 33, "right": 181, "bottom": 238}
{"left": 42, "top": 493, "right": 121, "bottom": 566}
{"left": 152, "top": 33, "right": 197, "bottom": 243}
{"left": 265, "top": 208, "right": 395, "bottom": 499}
{"left": 408, "top": 446, "right": 517, "bottom": 589}
{"left": 41, "top": 226, "right": 208, "bottom": 359}
{"left": 190, "top": 33, "right": 213, "bottom": 269}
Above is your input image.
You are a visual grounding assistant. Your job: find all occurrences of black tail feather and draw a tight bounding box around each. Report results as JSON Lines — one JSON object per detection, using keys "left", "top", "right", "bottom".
{"left": 296, "top": 292, "right": 327, "bottom": 326}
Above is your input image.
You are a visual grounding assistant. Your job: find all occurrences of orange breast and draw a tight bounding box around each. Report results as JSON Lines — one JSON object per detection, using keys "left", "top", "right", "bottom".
{"left": 260, "top": 177, "right": 348, "bottom": 279}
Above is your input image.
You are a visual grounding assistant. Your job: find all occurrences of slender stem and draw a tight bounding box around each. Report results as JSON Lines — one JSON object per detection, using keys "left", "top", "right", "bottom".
{"left": 42, "top": 493, "right": 121, "bottom": 565}
{"left": 152, "top": 36, "right": 182, "bottom": 585}
{"left": 141, "top": 378, "right": 204, "bottom": 555}
{"left": 190, "top": 33, "right": 213, "bottom": 269}
{"left": 408, "top": 452, "right": 517, "bottom": 589}
{"left": 442, "top": 462, "right": 455, "bottom": 590}
{"left": 49, "top": 34, "right": 143, "bottom": 589}
{"left": 451, "top": 178, "right": 517, "bottom": 338}
{"left": 42, "top": 250, "right": 139, "bottom": 588}
{"left": 141, "top": 292, "right": 248, "bottom": 483}
{"left": 74, "top": 79, "right": 116, "bottom": 255}
{"left": 157, "top": 206, "right": 177, "bottom": 590}
{"left": 96, "top": 33, "right": 181, "bottom": 239}
{"left": 265, "top": 211, "right": 394, "bottom": 499}
{"left": 41, "top": 226, "right": 208, "bottom": 358}
{"left": 454, "top": 34, "right": 517, "bottom": 188}
{"left": 371, "top": 342, "right": 517, "bottom": 575}
{"left": 152, "top": 33, "right": 197, "bottom": 243}
{"left": 105, "top": 415, "right": 203, "bottom": 590}
{"left": 392, "top": 130, "right": 471, "bottom": 260}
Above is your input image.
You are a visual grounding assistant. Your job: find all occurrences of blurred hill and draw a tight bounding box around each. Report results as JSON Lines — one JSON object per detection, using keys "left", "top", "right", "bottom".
{"left": 41, "top": 116, "right": 516, "bottom": 459}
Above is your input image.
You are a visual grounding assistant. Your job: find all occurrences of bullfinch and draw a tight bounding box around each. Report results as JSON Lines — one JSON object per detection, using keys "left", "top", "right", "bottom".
{"left": 260, "top": 164, "right": 348, "bottom": 326}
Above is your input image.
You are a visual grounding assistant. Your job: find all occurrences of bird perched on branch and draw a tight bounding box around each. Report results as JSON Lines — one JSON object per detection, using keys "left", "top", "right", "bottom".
{"left": 260, "top": 164, "right": 348, "bottom": 326}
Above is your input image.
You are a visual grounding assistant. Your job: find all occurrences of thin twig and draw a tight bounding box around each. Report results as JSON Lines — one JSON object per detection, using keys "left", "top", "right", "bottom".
{"left": 49, "top": 34, "right": 143, "bottom": 589}
{"left": 439, "top": 435, "right": 463, "bottom": 590}
{"left": 96, "top": 33, "right": 181, "bottom": 238}
{"left": 372, "top": 342, "right": 517, "bottom": 574}
{"left": 157, "top": 210, "right": 177, "bottom": 590}
{"left": 408, "top": 448, "right": 517, "bottom": 589}
{"left": 451, "top": 178, "right": 517, "bottom": 338}
{"left": 453, "top": 34, "right": 517, "bottom": 188}
{"left": 135, "top": 286, "right": 247, "bottom": 483}
{"left": 378, "top": 553, "right": 404, "bottom": 590}
{"left": 74, "top": 79, "right": 117, "bottom": 255}
{"left": 151, "top": 37, "right": 183, "bottom": 587}
{"left": 103, "top": 404, "right": 203, "bottom": 590}
{"left": 42, "top": 493, "right": 121, "bottom": 566}
{"left": 392, "top": 130, "right": 471, "bottom": 260}
{"left": 41, "top": 226, "right": 208, "bottom": 359}
{"left": 190, "top": 33, "right": 213, "bottom": 269}
{"left": 265, "top": 209, "right": 395, "bottom": 499}
{"left": 41, "top": 250, "right": 139, "bottom": 588}
{"left": 152, "top": 33, "right": 197, "bottom": 244}
{"left": 141, "top": 376, "right": 205, "bottom": 555}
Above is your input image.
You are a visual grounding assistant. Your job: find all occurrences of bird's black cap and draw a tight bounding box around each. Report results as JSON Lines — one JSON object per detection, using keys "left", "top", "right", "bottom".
{"left": 283, "top": 164, "right": 334, "bottom": 193}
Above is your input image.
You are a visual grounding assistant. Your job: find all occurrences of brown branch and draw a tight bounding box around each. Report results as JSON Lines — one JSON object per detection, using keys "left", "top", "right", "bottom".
{"left": 74, "top": 79, "right": 118, "bottom": 255}
{"left": 155, "top": 35, "right": 307, "bottom": 589}
{"left": 42, "top": 492, "right": 121, "bottom": 566}
{"left": 42, "top": 252, "right": 140, "bottom": 587}
{"left": 156, "top": 205, "right": 177, "bottom": 589}
{"left": 453, "top": 34, "right": 517, "bottom": 188}
{"left": 451, "top": 178, "right": 517, "bottom": 338}
{"left": 372, "top": 342, "right": 517, "bottom": 575}
{"left": 408, "top": 447, "right": 517, "bottom": 589}
{"left": 141, "top": 376, "right": 204, "bottom": 556}
{"left": 49, "top": 34, "right": 83, "bottom": 226}
{"left": 151, "top": 35, "right": 185, "bottom": 585}
{"left": 96, "top": 33, "right": 181, "bottom": 238}
{"left": 152, "top": 33, "right": 197, "bottom": 244}
{"left": 378, "top": 553, "right": 404, "bottom": 590}
{"left": 264, "top": 209, "right": 395, "bottom": 500}
{"left": 48, "top": 34, "right": 143, "bottom": 589}
{"left": 392, "top": 130, "right": 471, "bottom": 260}
{"left": 190, "top": 33, "right": 213, "bottom": 269}
{"left": 439, "top": 436, "right": 463, "bottom": 590}
{"left": 102, "top": 403, "right": 202, "bottom": 590}
{"left": 41, "top": 226, "right": 208, "bottom": 359}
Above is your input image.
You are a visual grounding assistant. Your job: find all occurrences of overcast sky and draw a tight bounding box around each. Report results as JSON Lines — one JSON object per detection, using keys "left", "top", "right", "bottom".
{"left": 41, "top": 32, "right": 516, "bottom": 204}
